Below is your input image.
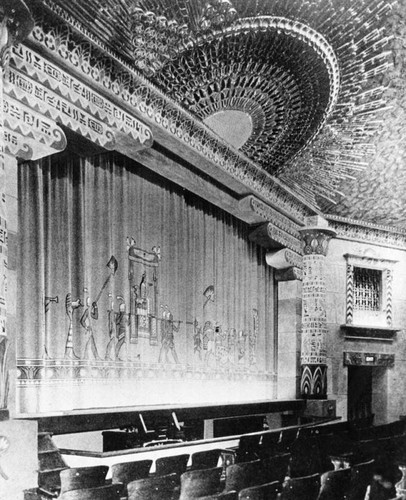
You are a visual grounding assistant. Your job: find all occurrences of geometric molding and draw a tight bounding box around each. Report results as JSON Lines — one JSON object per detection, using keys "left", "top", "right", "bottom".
{"left": 4, "top": 96, "right": 67, "bottom": 160}
{"left": 8, "top": 45, "right": 153, "bottom": 151}
{"left": 327, "top": 216, "right": 406, "bottom": 250}
{"left": 300, "top": 364, "right": 327, "bottom": 399}
{"left": 249, "top": 222, "right": 302, "bottom": 253}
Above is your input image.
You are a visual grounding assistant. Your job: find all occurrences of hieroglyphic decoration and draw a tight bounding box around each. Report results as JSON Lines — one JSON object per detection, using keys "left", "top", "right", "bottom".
{"left": 128, "top": 239, "right": 160, "bottom": 346}
{"left": 26, "top": 11, "right": 315, "bottom": 224}
{"left": 344, "top": 253, "right": 397, "bottom": 328}
{"left": 327, "top": 215, "right": 406, "bottom": 250}
{"left": 343, "top": 351, "right": 395, "bottom": 367}
{"left": 5, "top": 67, "right": 116, "bottom": 150}
{"left": 10, "top": 44, "right": 153, "bottom": 151}
{"left": 267, "top": 223, "right": 302, "bottom": 254}
{"left": 300, "top": 222, "right": 336, "bottom": 398}
{"left": 3, "top": 95, "right": 66, "bottom": 160}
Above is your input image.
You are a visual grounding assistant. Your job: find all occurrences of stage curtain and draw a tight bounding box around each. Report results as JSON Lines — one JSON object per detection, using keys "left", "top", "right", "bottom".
{"left": 17, "top": 150, "right": 275, "bottom": 413}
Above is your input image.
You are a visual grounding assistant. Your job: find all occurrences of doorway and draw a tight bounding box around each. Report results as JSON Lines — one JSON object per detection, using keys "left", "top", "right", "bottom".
{"left": 347, "top": 366, "right": 373, "bottom": 421}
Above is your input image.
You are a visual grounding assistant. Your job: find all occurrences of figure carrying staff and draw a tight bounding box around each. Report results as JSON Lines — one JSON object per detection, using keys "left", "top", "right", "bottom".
{"left": 158, "top": 304, "right": 180, "bottom": 364}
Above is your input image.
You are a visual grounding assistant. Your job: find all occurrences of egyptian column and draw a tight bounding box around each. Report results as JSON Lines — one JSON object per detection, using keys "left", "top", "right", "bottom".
{"left": 299, "top": 216, "right": 336, "bottom": 399}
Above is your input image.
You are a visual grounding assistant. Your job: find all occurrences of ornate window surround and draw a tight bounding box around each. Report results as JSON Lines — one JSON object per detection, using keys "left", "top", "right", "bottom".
{"left": 344, "top": 253, "right": 397, "bottom": 330}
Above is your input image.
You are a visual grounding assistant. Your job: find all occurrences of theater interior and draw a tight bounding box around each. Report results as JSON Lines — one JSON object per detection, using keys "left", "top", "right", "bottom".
{"left": 1, "top": 0, "right": 406, "bottom": 498}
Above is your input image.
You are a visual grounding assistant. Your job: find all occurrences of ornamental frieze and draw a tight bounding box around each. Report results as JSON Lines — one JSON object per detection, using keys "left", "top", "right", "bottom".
{"left": 4, "top": 95, "right": 66, "bottom": 160}
{"left": 5, "top": 67, "right": 117, "bottom": 150}
{"left": 327, "top": 216, "right": 406, "bottom": 250}
{"left": 26, "top": 7, "right": 313, "bottom": 224}
{"left": 10, "top": 44, "right": 153, "bottom": 150}
{"left": 266, "top": 223, "right": 303, "bottom": 254}
{"left": 249, "top": 197, "right": 303, "bottom": 235}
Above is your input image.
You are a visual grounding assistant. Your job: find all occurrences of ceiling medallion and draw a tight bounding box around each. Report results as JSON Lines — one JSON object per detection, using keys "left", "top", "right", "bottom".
{"left": 203, "top": 109, "right": 253, "bottom": 149}
{"left": 157, "top": 17, "right": 340, "bottom": 176}
{"left": 44, "top": 0, "right": 394, "bottom": 206}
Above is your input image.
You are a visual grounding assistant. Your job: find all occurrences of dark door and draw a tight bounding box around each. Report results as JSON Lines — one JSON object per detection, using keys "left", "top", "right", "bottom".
{"left": 347, "top": 366, "right": 373, "bottom": 421}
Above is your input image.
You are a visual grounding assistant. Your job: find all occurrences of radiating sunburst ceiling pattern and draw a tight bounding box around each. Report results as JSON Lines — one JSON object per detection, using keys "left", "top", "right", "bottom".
{"left": 157, "top": 18, "right": 339, "bottom": 175}
{"left": 44, "top": 0, "right": 395, "bottom": 205}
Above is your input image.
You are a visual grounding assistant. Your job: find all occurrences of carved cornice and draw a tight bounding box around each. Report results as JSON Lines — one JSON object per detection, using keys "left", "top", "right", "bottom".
{"left": 344, "top": 253, "right": 398, "bottom": 270}
{"left": 34, "top": 0, "right": 395, "bottom": 206}
{"left": 7, "top": 44, "right": 153, "bottom": 155}
{"left": 341, "top": 324, "right": 399, "bottom": 341}
{"left": 326, "top": 215, "right": 406, "bottom": 250}
{"left": 267, "top": 223, "right": 303, "bottom": 254}
{"left": 25, "top": 1, "right": 318, "bottom": 223}
{"left": 249, "top": 196, "right": 305, "bottom": 230}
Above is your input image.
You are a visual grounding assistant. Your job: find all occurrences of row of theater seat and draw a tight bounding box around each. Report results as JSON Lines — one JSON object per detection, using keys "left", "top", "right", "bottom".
{"left": 30, "top": 453, "right": 401, "bottom": 499}
{"left": 27, "top": 417, "right": 406, "bottom": 499}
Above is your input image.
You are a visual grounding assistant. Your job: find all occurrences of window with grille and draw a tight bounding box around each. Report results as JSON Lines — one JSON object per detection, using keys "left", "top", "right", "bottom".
{"left": 353, "top": 267, "right": 382, "bottom": 311}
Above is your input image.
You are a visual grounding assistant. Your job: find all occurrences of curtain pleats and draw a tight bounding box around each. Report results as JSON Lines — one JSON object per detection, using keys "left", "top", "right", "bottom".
{"left": 17, "top": 151, "right": 275, "bottom": 413}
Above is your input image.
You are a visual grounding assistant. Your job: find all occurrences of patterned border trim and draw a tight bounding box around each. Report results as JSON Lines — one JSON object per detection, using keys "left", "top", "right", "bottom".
{"left": 29, "top": 1, "right": 315, "bottom": 224}
{"left": 327, "top": 215, "right": 406, "bottom": 249}
{"left": 250, "top": 197, "right": 303, "bottom": 235}
{"left": 346, "top": 264, "right": 354, "bottom": 325}
{"left": 300, "top": 364, "right": 327, "bottom": 398}
{"left": 267, "top": 223, "right": 303, "bottom": 254}
{"left": 344, "top": 254, "right": 396, "bottom": 327}
{"left": 4, "top": 94, "right": 67, "bottom": 160}
{"left": 16, "top": 358, "right": 275, "bottom": 384}
{"left": 386, "top": 269, "right": 393, "bottom": 327}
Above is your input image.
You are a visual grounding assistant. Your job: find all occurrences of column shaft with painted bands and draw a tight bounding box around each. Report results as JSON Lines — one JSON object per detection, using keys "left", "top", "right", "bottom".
{"left": 299, "top": 224, "right": 335, "bottom": 398}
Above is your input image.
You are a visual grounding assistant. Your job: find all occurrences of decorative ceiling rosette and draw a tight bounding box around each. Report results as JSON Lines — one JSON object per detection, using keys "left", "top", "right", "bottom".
{"left": 157, "top": 17, "right": 340, "bottom": 180}
{"left": 40, "top": 0, "right": 395, "bottom": 204}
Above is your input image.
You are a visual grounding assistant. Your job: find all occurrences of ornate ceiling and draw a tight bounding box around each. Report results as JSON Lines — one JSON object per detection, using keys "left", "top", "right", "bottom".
{"left": 35, "top": 0, "right": 406, "bottom": 228}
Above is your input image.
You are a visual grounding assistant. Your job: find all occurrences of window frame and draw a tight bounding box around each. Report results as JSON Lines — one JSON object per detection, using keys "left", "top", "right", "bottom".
{"left": 344, "top": 253, "right": 397, "bottom": 328}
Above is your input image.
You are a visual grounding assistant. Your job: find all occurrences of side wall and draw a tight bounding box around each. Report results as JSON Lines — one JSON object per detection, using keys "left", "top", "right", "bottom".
{"left": 325, "top": 236, "right": 406, "bottom": 423}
